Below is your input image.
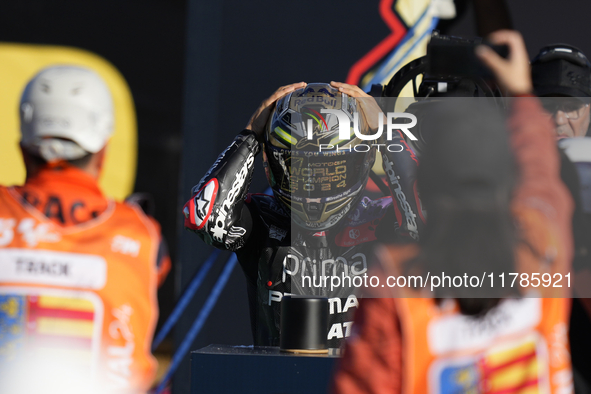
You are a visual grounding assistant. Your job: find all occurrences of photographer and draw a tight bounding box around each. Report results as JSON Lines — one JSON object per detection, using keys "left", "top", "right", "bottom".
{"left": 331, "top": 30, "right": 574, "bottom": 394}
{"left": 532, "top": 44, "right": 591, "bottom": 138}
{"left": 532, "top": 44, "right": 591, "bottom": 385}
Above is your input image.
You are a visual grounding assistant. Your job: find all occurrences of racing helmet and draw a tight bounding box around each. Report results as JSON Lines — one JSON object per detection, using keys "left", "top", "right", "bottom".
{"left": 263, "top": 83, "right": 376, "bottom": 230}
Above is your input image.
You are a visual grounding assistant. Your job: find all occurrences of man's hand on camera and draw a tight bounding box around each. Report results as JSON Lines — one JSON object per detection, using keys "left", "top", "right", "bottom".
{"left": 330, "top": 81, "right": 385, "bottom": 132}
{"left": 245, "top": 82, "right": 307, "bottom": 141}
{"left": 475, "top": 30, "right": 533, "bottom": 96}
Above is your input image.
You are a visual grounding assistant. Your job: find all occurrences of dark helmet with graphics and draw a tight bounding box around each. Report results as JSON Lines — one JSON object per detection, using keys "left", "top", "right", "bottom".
{"left": 263, "top": 82, "right": 377, "bottom": 230}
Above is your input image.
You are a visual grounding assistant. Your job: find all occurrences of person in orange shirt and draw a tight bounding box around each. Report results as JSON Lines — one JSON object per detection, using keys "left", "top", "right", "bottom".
{"left": 0, "top": 65, "right": 170, "bottom": 394}
{"left": 332, "top": 31, "right": 575, "bottom": 394}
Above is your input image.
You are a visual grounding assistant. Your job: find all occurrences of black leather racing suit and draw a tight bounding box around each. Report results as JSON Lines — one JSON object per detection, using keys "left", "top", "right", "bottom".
{"left": 183, "top": 129, "right": 424, "bottom": 347}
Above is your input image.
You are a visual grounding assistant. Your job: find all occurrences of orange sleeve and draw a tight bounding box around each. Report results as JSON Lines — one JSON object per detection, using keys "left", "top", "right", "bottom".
{"left": 156, "top": 249, "right": 171, "bottom": 288}
{"left": 509, "top": 97, "right": 574, "bottom": 264}
{"left": 331, "top": 297, "right": 402, "bottom": 394}
{"left": 149, "top": 218, "right": 171, "bottom": 288}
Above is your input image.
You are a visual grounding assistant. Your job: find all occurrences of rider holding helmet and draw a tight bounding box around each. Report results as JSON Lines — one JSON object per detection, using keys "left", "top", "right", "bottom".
{"left": 183, "top": 81, "right": 424, "bottom": 347}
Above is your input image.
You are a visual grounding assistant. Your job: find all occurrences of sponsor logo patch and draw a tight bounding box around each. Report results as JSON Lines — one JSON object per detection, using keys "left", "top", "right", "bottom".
{"left": 269, "top": 225, "right": 287, "bottom": 241}
{"left": 193, "top": 179, "right": 218, "bottom": 230}
{"left": 210, "top": 152, "right": 255, "bottom": 242}
{"left": 111, "top": 235, "right": 140, "bottom": 257}
{"left": 335, "top": 222, "right": 378, "bottom": 247}
{"left": 0, "top": 249, "right": 107, "bottom": 289}
{"left": 225, "top": 226, "right": 247, "bottom": 247}
{"left": 383, "top": 156, "right": 418, "bottom": 240}
{"left": 427, "top": 298, "right": 541, "bottom": 354}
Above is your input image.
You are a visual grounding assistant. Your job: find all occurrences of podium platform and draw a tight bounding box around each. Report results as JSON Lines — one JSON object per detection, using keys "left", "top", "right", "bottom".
{"left": 190, "top": 345, "right": 340, "bottom": 394}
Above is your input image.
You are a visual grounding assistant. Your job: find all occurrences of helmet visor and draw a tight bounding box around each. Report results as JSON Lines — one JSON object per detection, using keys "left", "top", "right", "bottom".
{"left": 266, "top": 145, "right": 373, "bottom": 201}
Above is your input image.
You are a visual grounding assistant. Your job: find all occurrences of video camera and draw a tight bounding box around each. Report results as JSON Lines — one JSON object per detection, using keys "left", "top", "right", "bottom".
{"left": 427, "top": 32, "right": 508, "bottom": 80}
{"left": 379, "top": 32, "right": 508, "bottom": 156}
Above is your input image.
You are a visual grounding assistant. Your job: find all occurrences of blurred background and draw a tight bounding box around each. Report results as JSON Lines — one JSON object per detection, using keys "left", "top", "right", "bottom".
{"left": 1, "top": 0, "right": 590, "bottom": 392}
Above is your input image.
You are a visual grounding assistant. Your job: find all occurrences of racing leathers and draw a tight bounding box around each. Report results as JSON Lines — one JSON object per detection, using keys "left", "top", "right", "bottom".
{"left": 183, "top": 129, "right": 424, "bottom": 348}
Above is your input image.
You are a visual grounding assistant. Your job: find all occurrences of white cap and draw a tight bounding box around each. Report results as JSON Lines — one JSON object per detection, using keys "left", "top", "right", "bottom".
{"left": 20, "top": 65, "right": 114, "bottom": 161}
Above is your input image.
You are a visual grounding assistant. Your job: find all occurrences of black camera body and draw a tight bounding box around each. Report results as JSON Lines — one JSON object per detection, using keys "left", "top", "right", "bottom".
{"left": 380, "top": 32, "right": 508, "bottom": 157}
{"left": 427, "top": 32, "right": 508, "bottom": 79}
